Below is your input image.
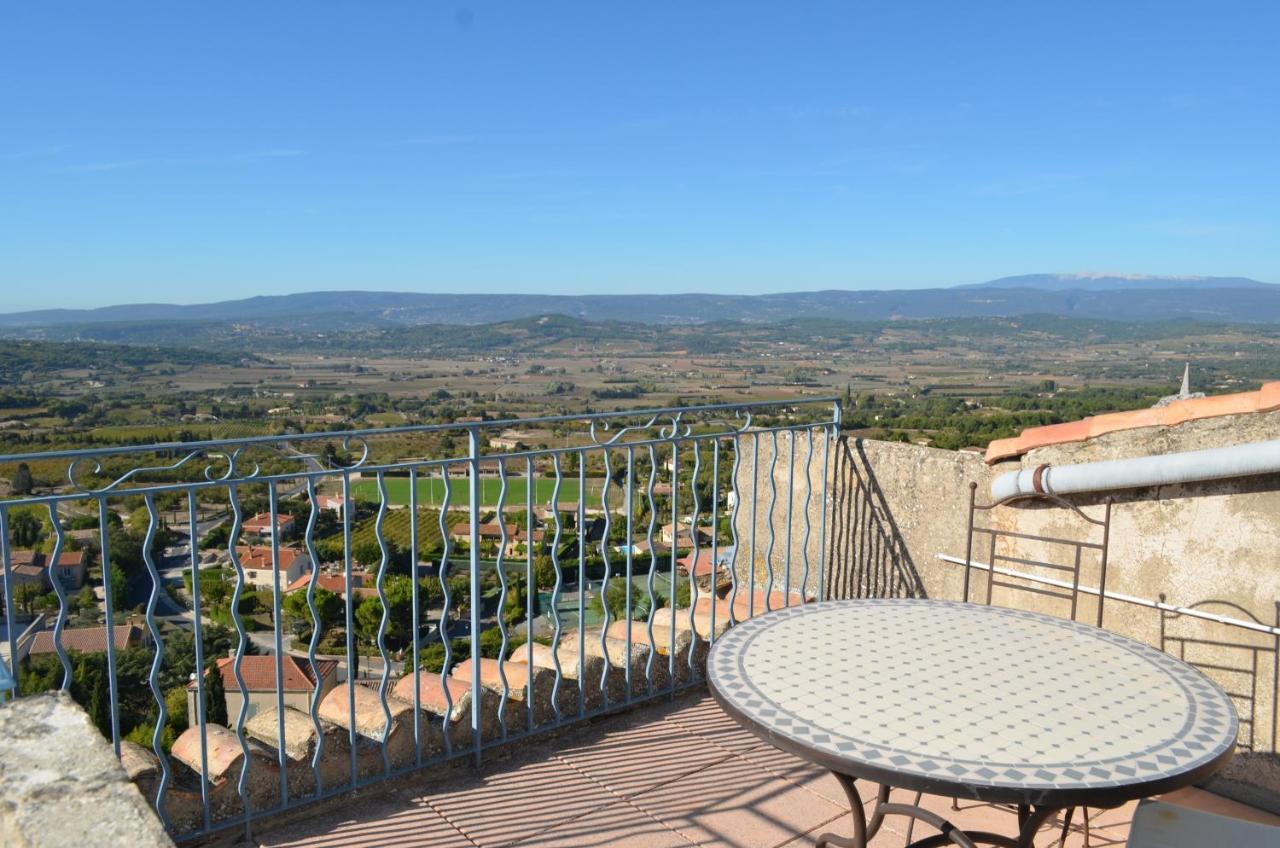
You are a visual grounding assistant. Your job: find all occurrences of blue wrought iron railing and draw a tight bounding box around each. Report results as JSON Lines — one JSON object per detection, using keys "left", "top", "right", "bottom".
{"left": 0, "top": 398, "right": 839, "bottom": 840}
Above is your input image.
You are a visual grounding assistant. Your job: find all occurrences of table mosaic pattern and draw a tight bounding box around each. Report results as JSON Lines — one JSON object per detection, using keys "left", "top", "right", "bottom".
{"left": 709, "top": 599, "right": 1237, "bottom": 797}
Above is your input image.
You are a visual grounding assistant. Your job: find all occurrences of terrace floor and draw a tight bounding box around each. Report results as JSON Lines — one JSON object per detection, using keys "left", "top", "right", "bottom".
{"left": 248, "top": 687, "right": 1280, "bottom": 848}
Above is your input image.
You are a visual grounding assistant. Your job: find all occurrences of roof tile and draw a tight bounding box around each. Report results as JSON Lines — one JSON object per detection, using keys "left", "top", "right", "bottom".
{"left": 985, "top": 380, "right": 1280, "bottom": 463}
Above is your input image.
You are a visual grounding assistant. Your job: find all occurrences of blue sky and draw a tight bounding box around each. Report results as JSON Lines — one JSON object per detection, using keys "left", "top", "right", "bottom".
{"left": 2, "top": 2, "right": 1278, "bottom": 310}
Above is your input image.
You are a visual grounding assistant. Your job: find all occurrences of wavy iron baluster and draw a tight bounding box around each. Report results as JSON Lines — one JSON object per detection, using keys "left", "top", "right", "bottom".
{"left": 44, "top": 504, "right": 71, "bottom": 688}
{"left": 341, "top": 473, "right": 358, "bottom": 785}
{"left": 437, "top": 465, "right": 454, "bottom": 756}
{"left": 548, "top": 454, "right": 565, "bottom": 725}
{"left": 374, "top": 472, "right": 393, "bottom": 775}
{"left": 97, "top": 497, "right": 122, "bottom": 752}
{"left": 623, "top": 446, "right": 634, "bottom": 702}
{"left": 495, "top": 464, "right": 511, "bottom": 739}
{"left": 801, "top": 428, "right": 814, "bottom": 602}
{"left": 596, "top": 450, "right": 611, "bottom": 709}
{"left": 225, "top": 486, "right": 253, "bottom": 823}
{"left": 687, "top": 440, "right": 702, "bottom": 677}
{"left": 140, "top": 494, "right": 172, "bottom": 829}
{"left": 407, "top": 468, "right": 422, "bottom": 766}
{"left": 709, "top": 439, "right": 720, "bottom": 642}
{"left": 765, "top": 431, "right": 778, "bottom": 612}
{"left": 267, "top": 482, "right": 289, "bottom": 805}
{"left": 302, "top": 479, "right": 325, "bottom": 795}
{"left": 0, "top": 509, "right": 15, "bottom": 699}
{"left": 525, "top": 457, "right": 535, "bottom": 733}
{"left": 186, "top": 490, "right": 211, "bottom": 829}
{"left": 644, "top": 446, "right": 659, "bottom": 694}
{"left": 727, "top": 436, "right": 742, "bottom": 621}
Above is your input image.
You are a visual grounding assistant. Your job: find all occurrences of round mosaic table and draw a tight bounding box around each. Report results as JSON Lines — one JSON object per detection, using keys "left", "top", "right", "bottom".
{"left": 707, "top": 599, "right": 1238, "bottom": 848}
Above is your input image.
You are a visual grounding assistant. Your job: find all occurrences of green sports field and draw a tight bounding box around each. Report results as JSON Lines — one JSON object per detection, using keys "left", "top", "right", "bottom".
{"left": 351, "top": 476, "right": 606, "bottom": 508}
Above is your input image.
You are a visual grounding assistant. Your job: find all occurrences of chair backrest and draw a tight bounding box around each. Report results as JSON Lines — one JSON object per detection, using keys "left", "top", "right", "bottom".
{"left": 962, "top": 482, "right": 1112, "bottom": 627}
{"left": 1158, "top": 595, "right": 1280, "bottom": 753}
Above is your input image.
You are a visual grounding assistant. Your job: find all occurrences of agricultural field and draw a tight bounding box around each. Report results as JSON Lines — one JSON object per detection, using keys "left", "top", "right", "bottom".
{"left": 318, "top": 507, "right": 445, "bottom": 561}
{"left": 350, "top": 476, "right": 606, "bottom": 508}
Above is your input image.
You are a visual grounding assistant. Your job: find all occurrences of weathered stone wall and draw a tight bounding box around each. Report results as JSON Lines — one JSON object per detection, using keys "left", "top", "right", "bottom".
{"left": 0, "top": 693, "right": 175, "bottom": 848}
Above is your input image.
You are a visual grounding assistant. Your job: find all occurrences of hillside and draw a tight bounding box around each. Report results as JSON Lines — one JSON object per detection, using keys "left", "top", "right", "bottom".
{"left": 2, "top": 274, "right": 1278, "bottom": 331}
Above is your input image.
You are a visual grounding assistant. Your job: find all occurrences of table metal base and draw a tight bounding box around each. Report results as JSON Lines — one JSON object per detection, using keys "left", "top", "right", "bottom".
{"left": 814, "top": 773, "right": 1059, "bottom": 848}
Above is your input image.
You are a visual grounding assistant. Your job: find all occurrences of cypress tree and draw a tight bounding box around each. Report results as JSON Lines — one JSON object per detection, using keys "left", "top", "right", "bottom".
{"left": 203, "top": 660, "right": 228, "bottom": 726}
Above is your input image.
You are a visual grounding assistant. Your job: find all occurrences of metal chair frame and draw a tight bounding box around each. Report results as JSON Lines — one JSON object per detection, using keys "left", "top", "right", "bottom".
{"left": 962, "top": 482, "right": 1113, "bottom": 629}
{"left": 952, "top": 481, "right": 1114, "bottom": 848}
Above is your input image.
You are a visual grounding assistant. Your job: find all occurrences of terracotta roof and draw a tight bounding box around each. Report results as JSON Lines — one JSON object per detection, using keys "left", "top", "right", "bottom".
{"left": 283, "top": 571, "right": 375, "bottom": 597}
{"left": 191, "top": 655, "right": 338, "bottom": 692}
{"left": 242, "top": 512, "right": 294, "bottom": 532}
{"left": 29, "top": 624, "right": 140, "bottom": 655}
{"left": 676, "top": 548, "right": 735, "bottom": 577}
{"left": 985, "top": 380, "right": 1280, "bottom": 464}
{"left": 235, "top": 545, "right": 303, "bottom": 570}
{"left": 4, "top": 551, "right": 82, "bottom": 571}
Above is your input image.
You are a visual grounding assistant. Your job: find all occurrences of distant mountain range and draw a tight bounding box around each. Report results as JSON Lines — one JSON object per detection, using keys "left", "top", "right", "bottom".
{"left": 1, "top": 274, "right": 1277, "bottom": 331}
{"left": 958, "top": 273, "right": 1274, "bottom": 291}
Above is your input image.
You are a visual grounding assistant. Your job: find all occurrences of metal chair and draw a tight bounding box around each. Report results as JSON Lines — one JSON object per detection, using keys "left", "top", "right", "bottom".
{"left": 948, "top": 481, "right": 1114, "bottom": 848}
{"left": 1158, "top": 595, "right": 1279, "bottom": 756}
{"left": 961, "top": 482, "right": 1113, "bottom": 628}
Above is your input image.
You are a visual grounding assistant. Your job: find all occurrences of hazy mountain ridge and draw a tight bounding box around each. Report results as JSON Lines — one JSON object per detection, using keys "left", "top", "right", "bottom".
{"left": 1, "top": 274, "right": 1277, "bottom": 329}
{"left": 959, "top": 273, "right": 1273, "bottom": 291}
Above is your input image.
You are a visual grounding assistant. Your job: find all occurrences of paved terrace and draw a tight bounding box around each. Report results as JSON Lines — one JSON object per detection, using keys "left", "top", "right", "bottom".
{"left": 250, "top": 688, "right": 1280, "bottom": 848}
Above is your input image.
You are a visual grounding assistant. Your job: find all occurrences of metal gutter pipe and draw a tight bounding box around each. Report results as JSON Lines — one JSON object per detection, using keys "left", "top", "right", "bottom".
{"left": 991, "top": 438, "right": 1280, "bottom": 501}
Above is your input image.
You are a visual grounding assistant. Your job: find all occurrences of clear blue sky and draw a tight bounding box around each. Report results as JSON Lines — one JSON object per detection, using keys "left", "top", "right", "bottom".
{"left": 2, "top": 2, "right": 1277, "bottom": 310}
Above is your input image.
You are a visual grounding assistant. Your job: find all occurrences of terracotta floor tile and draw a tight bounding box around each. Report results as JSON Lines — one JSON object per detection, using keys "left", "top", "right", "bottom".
{"left": 558, "top": 711, "right": 737, "bottom": 799}
{"left": 429, "top": 755, "right": 619, "bottom": 847}
{"left": 511, "top": 798, "right": 694, "bottom": 848}
{"left": 628, "top": 756, "right": 846, "bottom": 848}
{"left": 257, "top": 796, "right": 475, "bottom": 847}
{"left": 732, "top": 743, "right": 877, "bottom": 809}
{"left": 663, "top": 694, "right": 772, "bottom": 756}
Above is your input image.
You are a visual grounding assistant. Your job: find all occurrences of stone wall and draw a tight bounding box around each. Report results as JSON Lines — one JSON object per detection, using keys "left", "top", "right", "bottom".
{"left": 0, "top": 693, "right": 174, "bottom": 848}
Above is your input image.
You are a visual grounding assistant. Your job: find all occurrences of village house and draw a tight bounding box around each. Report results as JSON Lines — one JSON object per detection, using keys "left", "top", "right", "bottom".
{"left": 236, "top": 545, "right": 312, "bottom": 590}
{"left": 676, "top": 545, "right": 736, "bottom": 579}
{"left": 28, "top": 624, "right": 142, "bottom": 658}
{"left": 186, "top": 655, "right": 339, "bottom": 725}
{"left": 660, "top": 522, "right": 712, "bottom": 547}
{"left": 283, "top": 570, "right": 376, "bottom": 600}
{"left": 47, "top": 550, "right": 86, "bottom": 590}
{"left": 450, "top": 521, "right": 517, "bottom": 544}
{"left": 315, "top": 494, "right": 345, "bottom": 518}
{"left": 0, "top": 550, "right": 87, "bottom": 598}
{"left": 241, "top": 512, "right": 296, "bottom": 540}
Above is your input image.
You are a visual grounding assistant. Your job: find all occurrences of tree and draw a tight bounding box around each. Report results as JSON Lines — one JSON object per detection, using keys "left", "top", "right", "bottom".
{"left": 165, "top": 685, "right": 189, "bottom": 734}
{"left": 11, "top": 462, "right": 34, "bottom": 495}
{"left": 8, "top": 510, "right": 43, "bottom": 548}
{"left": 75, "top": 655, "right": 112, "bottom": 738}
{"left": 282, "top": 585, "right": 342, "bottom": 638}
{"left": 533, "top": 554, "right": 558, "bottom": 590}
{"left": 352, "top": 576, "right": 415, "bottom": 648}
{"left": 203, "top": 660, "right": 228, "bottom": 726}
{"left": 13, "top": 583, "right": 43, "bottom": 618}
{"left": 109, "top": 566, "right": 128, "bottom": 613}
